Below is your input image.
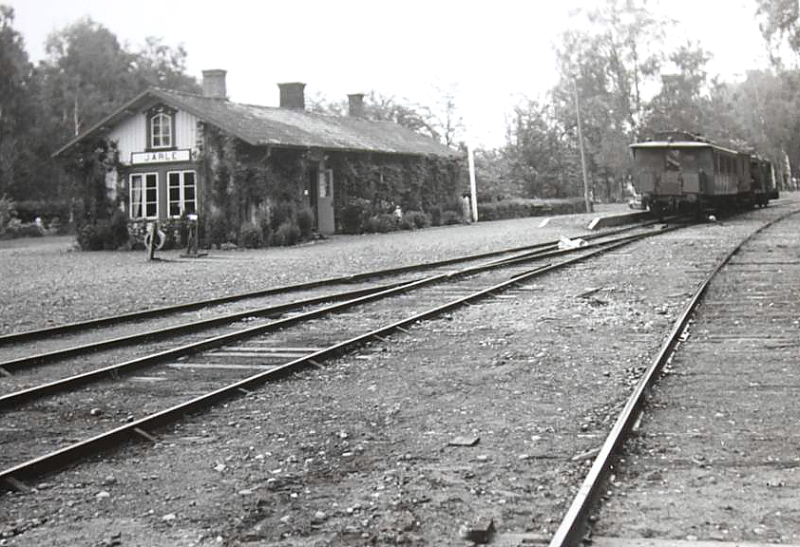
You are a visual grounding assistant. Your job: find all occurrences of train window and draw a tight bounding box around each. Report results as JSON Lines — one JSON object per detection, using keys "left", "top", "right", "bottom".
{"left": 665, "top": 149, "right": 681, "bottom": 171}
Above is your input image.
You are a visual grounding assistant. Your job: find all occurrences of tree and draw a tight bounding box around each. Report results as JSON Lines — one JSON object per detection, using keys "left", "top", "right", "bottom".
{"left": 756, "top": 0, "right": 800, "bottom": 65}
{"left": 502, "top": 99, "right": 581, "bottom": 199}
{"left": 427, "top": 84, "right": 465, "bottom": 147}
{"left": 130, "top": 37, "right": 200, "bottom": 93}
{"left": 642, "top": 42, "right": 712, "bottom": 135}
{"left": 0, "top": 5, "right": 37, "bottom": 200}
{"left": 308, "top": 87, "right": 464, "bottom": 147}
{"left": 39, "top": 18, "right": 134, "bottom": 138}
{"left": 541, "top": 0, "right": 671, "bottom": 201}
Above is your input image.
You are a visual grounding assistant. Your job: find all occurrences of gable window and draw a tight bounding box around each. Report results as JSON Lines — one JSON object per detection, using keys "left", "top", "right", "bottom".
{"left": 168, "top": 170, "right": 197, "bottom": 217}
{"left": 151, "top": 112, "right": 172, "bottom": 149}
{"left": 130, "top": 173, "right": 158, "bottom": 219}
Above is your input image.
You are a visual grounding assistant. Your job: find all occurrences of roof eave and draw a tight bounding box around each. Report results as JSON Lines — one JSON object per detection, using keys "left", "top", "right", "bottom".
{"left": 52, "top": 89, "right": 261, "bottom": 159}
{"left": 52, "top": 89, "right": 162, "bottom": 158}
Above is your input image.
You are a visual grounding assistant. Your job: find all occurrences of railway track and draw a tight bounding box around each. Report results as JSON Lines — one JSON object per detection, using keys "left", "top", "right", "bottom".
{"left": 547, "top": 206, "right": 800, "bottom": 547}
{"left": 0, "top": 220, "right": 679, "bottom": 492}
{"left": 0, "top": 220, "right": 659, "bottom": 349}
{"left": 0, "top": 221, "right": 667, "bottom": 372}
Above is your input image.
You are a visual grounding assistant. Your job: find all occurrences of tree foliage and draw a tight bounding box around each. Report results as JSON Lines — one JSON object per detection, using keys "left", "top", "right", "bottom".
{"left": 0, "top": 7, "right": 199, "bottom": 213}
{"left": 309, "top": 87, "right": 464, "bottom": 147}
{"left": 495, "top": 0, "right": 800, "bottom": 201}
{"left": 0, "top": 6, "right": 37, "bottom": 199}
{"left": 756, "top": 0, "right": 800, "bottom": 65}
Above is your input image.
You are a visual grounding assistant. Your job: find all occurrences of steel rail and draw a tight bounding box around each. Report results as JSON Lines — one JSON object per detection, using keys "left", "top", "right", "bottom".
{"left": 547, "top": 208, "right": 800, "bottom": 547}
{"left": 0, "top": 280, "right": 414, "bottom": 373}
{"left": 0, "top": 220, "right": 659, "bottom": 346}
{"left": 0, "top": 228, "right": 665, "bottom": 410}
{"left": 0, "top": 219, "right": 668, "bottom": 492}
{"left": 0, "top": 223, "right": 665, "bottom": 382}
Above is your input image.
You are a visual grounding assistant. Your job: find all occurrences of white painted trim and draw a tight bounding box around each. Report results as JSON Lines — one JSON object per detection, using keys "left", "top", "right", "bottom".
{"left": 166, "top": 170, "right": 198, "bottom": 218}
{"left": 129, "top": 172, "right": 159, "bottom": 220}
{"left": 150, "top": 112, "right": 173, "bottom": 149}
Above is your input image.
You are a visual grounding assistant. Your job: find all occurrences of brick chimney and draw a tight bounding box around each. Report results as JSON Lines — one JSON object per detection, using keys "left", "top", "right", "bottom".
{"left": 202, "top": 69, "right": 227, "bottom": 99}
{"left": 347, "top": 93, "right": 365, "bottom": 117}
{"left": 278, "top": 82, "right": 306, "bottom": 110}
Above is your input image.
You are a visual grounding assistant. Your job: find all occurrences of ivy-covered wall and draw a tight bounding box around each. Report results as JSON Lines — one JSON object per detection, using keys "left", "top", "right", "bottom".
{"left": 328, "top": 151, "right": 464, "bottom": 215}
{"left": 199, "top": 124, "right": 465, "bottom": 239}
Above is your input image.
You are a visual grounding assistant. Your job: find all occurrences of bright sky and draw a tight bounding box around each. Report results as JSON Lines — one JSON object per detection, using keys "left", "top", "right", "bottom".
{"left": 7, "top": 0, "right": 771, "bottom": 148}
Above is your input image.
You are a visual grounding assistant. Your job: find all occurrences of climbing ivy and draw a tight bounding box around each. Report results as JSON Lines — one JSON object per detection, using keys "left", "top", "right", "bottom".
{"left": 199, "top": 124, "right": 464, "bottom": 239}
{"left": 61, "top": 138, "right": 121, "bottom": 223}
{"left": 328, "top": 151, "right": 463, "bottom": 218}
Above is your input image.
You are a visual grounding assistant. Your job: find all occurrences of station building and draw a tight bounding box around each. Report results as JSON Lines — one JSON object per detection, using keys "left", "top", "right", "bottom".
{"left": 55, "top": 70, "right": 462, "bottom": 238}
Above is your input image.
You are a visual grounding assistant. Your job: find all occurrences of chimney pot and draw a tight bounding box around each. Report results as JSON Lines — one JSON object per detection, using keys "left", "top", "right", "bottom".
{"left": 278, "top": 82, "right": 306, "bottom": 110}
{"left": 348, "top": 93, "right": 365, "bottom": 117}
{"left": 202, "top": 69, "right": 227, "bottom": 99}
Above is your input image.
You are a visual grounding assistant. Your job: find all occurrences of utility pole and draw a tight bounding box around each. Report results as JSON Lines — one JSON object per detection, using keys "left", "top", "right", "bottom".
{"left": 467, "top": 143, "right": 478, "bottom": 222}
{"left": 573, "top": 77, "right": 593, "bottom": 213}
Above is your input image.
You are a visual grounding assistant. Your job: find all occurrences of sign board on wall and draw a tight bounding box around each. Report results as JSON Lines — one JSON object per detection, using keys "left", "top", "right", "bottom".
{"left": 131, "top": 149, "right": 192, "bottom": 165}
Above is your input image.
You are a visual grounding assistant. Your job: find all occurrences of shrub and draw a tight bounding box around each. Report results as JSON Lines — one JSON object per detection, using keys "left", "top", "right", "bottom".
{"left": 404, "top": 210, "right": 431, "bottom": 229}
{"left": 239, "top": 222, "right": 263, "bottom": 248}
{"left": 76, "top": 212, "right": 131, "bottom": 251}
{"left": 108, "top": 209, "right": 130, "bottom": 249}
{"left": 206, "top": 209, "right": 228, "bottom": 248}
{"left": 363, "top": 213, "right": 397, "bottom": 233}
{"left": 296, "top": 206, "right": 315, "bottom": 240}
{"left": 0, "top": 195, "right": 15, "bottom": 235}
{"left": 427, "top": 205, "right": 442, "bottom": 226}
{"left": 340, "top": 198, "right": 371, "bottom": 234}
{"left": 77, "top": 222, "right": 114, "bottom": 250}
{"left": 3, "top": 220, "right": 44, "bottom": 239}
{"left": 13, "top": 200, "right": 71, "bottom": 225}
{"left": 272, "top": 220, "right": 301, "bottom": 246}
{"left": 441, "top": 210, "right": 464, "bottom": 225}
{"left": 477, "top": 202, "right": 498, "bottom": 221}
{"left": 270, "top": 201, "right": 296, "bottom": 231}
{"left": 255, "top": 206, "right": 272, "bottom": 247}
{"left": 398, "top": 216, "right": 415, "bottom": 230}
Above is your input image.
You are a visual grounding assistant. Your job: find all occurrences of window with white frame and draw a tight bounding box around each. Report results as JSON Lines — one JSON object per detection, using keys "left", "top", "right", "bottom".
{"left": 130, "top": 173, "right": 158, "bottom": 219}
{"left": 168, "top": 170, "right": 197, "bottom": 217}
{"left": 150, "top": 112, "right": 173, "bottom": 149}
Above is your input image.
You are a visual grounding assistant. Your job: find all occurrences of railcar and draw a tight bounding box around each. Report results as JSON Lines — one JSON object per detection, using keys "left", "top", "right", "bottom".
{"left": 630, "top": 131, "right": 778, "bottom": 214}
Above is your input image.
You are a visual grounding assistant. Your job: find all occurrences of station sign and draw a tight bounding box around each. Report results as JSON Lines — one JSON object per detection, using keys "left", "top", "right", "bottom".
{"left": 131, "top": 149, "right": 193, "bottom": 165}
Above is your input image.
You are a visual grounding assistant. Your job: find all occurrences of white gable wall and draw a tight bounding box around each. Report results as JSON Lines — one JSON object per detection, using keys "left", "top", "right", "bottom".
{"left": 109, "top": 110, "right": 199, "bottom": 165}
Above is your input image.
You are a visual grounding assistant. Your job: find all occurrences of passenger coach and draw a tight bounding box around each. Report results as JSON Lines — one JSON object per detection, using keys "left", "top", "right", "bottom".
{"left": 631, "top": 131, "right": 777, "bottom": 214}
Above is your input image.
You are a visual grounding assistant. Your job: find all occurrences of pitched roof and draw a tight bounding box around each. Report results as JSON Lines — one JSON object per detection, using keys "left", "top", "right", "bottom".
{"left": 55, "top": 88, "right": 461, "bottom": 159}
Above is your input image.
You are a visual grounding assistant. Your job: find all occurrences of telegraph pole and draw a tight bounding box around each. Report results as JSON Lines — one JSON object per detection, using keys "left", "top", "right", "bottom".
{"left": 573, "top": 77, "right": 593, "bottom": 213}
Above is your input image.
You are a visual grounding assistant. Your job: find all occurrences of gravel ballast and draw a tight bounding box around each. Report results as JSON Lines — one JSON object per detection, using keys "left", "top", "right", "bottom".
{"left": 2, "top": 198, "right": 798, "bottom": 546}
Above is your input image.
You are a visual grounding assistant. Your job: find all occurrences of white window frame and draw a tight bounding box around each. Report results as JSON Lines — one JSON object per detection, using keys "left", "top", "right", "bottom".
{"left": 129, "top": 172, "right": 159, "bottom": 219}
{"left": 167, "top": 170, "right": 198, "bottom": 218}
{"left": 150, "top": 112, "right": 173, "bottom": 149}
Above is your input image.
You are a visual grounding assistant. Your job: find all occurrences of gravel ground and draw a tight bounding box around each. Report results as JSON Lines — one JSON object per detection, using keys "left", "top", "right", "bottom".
{"left": 0, "top": 207, "right": 623, "bottom": 336}
{"left": 1, "top": 198, "right": 799, "bottom": 546}
{"left": 592, "top": 207, "right": 800, "bottom": 545}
